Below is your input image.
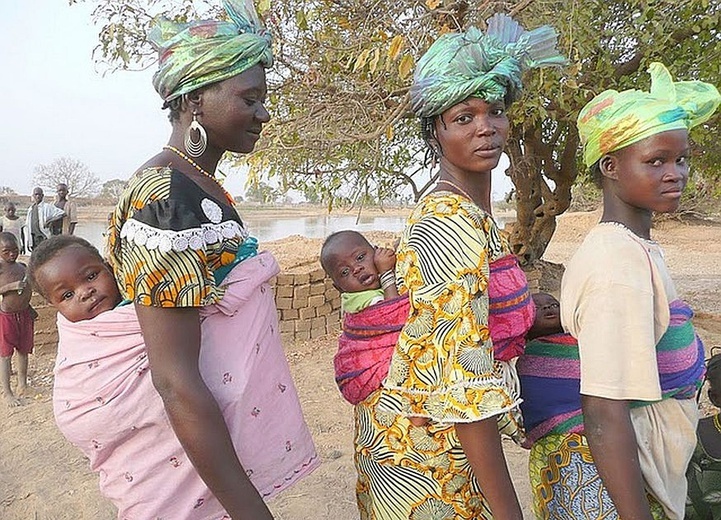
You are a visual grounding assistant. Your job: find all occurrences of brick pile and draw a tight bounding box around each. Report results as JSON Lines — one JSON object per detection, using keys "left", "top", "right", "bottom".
{"left": 272, "top": 268, "right": 341, "bottom": 341}
{"left": 271, "top": 263, "right": 546, "bottom": 341}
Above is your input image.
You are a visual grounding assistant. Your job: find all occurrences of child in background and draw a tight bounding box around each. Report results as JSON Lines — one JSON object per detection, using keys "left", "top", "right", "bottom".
{"left": 686, "top": 352, "right": 721, "bottom": 519}
{"left": 0, "top": 203, "right": 24, "bottom": 254}
{"left": 320, "top": 230, "right": 412, "bottom": 410}
{"left": 0, "top": 232, "right": 36, "bottom": 406}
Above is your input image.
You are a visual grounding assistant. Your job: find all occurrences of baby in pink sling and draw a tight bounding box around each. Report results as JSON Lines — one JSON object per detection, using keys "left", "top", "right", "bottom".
{"left": 28, "top": 236, "right": 318, "bottom": 520}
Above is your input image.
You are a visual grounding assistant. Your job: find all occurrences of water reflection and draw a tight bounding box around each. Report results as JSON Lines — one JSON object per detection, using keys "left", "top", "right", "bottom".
{"left": 75, "top": 212, "right": 509, "bottom": 252}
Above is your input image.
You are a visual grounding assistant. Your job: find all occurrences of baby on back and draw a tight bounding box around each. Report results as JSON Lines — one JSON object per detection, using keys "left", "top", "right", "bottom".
{"left": 320, "top": 231, "right": 419, "bottom": 415}
{"left": 517, "top": 292, "right": 581, "bottom": 448}
{"left": 320, "top": 230, "right": 399, "bottom": 313}
{"left": 28, "top": 235, "right": 122, "bottom": 323}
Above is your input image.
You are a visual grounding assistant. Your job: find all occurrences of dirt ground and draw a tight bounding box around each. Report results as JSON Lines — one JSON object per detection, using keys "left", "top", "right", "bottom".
{"left": 1, "top": 209, "right": 720, "bottom": 519}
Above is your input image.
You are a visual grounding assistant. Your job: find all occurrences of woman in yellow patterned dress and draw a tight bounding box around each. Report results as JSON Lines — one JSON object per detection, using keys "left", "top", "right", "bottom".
{"left": 352, "top": 15, "right": 565, "bottom": 520}
{"left": 105, "top": 2, "right": 317, "bottom": 518}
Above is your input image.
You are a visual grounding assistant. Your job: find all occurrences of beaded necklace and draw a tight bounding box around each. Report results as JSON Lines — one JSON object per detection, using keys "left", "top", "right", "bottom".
{"left": 164, "top": 145, "right": 234, "bottom": 206}
{"left": 598, "top": 221, "right": 656, "bottom": 244}
{"left": 436, "top": 179, "right": 475, "bottom": 202}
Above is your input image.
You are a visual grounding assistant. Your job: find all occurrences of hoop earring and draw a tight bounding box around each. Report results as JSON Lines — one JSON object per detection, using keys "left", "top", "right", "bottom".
{"left": 184, "top": 111, "right": 207, "bottom": 157}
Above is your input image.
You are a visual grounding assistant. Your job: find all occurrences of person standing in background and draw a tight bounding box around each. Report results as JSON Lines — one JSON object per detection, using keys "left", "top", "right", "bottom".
{"left": 51, "top": 183, "right": 78, "bottom": 236}
{"left": 24, "top": 187, "right": 64, "bottom": 252}
{"left": 0, "top": 203, "right": 24, "bottom": 254}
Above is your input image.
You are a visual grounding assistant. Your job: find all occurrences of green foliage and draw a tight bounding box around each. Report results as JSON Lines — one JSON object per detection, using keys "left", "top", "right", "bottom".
{"left": 244, "top": 180, "right": 279, "bottom": 203}
{"left": 76, "top": 0, "right": 721, "bottom": 261}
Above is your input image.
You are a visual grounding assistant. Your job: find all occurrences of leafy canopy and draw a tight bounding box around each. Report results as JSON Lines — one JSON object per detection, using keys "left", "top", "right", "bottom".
{"left": 75, "top": 0, "right": 721, "bottom": 261}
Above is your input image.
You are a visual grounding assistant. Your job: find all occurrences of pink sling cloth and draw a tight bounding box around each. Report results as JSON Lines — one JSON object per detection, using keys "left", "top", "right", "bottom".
{"left": 53, "top": 251, "right": 318, "bottom": 520}
{"left": 334, "top": 295, "right": 410, "bottom": 405}
{"left": 332, "top": 254, "right": 533, "bottom": 404}
{"left": 487, "top": 254, "right": 535, "bottom": 361}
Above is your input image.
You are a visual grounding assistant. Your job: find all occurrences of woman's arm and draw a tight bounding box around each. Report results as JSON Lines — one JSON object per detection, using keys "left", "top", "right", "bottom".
{"left": 582, "top": 395, "right": 654, "bottom": 520}
{"left": 456, "top": 419, "right": 522, "bottom": 520}
{"left": 135, "top": 304, "right": 273, "bottom": 520}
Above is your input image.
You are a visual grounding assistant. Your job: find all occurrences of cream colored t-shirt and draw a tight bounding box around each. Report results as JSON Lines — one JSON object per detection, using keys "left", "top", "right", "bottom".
{"left": 561, "top": 223, "right": 674, "bottom": 400}
{"left": 561, "top": 222, "right": 695, "bottom": 519}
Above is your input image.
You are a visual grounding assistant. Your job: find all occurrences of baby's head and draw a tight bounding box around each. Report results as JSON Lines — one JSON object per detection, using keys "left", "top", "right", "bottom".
{"left": 527, "top": 292, "right": 562, "bottom": 340}
{"left": 28, "top": 236, "right": 122, "bottom": 323}
{"left": 320, "top": 230, "right": 380, "bottom": 294}
{"left": 706, "top": 353, "right": 721, "bottom": 408}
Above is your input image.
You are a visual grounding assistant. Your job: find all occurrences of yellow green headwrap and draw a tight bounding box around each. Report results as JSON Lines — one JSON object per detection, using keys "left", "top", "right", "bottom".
{"left": 578, "top": 62, "right": 721, "bottom": 168}
{"left": 150, "top": 0, "right": 273, "bottom": 102}
{"left": 410, "top": 14, "right": 566, "bottom": 119}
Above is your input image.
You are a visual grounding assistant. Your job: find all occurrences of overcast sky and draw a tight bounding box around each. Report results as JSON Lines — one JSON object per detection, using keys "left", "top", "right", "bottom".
{"left": 0, "top": 1, "right": 513, "bottom": 201}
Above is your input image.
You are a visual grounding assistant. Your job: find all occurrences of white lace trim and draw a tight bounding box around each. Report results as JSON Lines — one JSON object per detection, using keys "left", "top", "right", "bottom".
{"left": 120, "top": 218, "right": 248, "bottom": 253}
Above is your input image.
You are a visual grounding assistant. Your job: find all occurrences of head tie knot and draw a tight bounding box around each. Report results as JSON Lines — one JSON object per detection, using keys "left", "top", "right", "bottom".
{"left": 410, "top": 14, "right": 566, "bottom": 119}
{"left": 577, "top": 62, "right": 721, "bottom": 167}
{"left": 150, "top": 0, "right": 273, "bottom": 101}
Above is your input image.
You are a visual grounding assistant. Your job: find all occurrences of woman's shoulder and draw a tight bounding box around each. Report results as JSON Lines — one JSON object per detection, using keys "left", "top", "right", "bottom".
{"left": 402, "top": 192, "right": 508, "bottom": 256}
{"left": 126, "top": 166, "right": 174, "bottom": 194}
{"left": 411, "top": 191, "right": 494, "bottom": 225}
{"left": 563, "top": 223, "right": 659, "bottom": 299}
{"left": 570, "top": 223, "right": 651, "bottom": 267}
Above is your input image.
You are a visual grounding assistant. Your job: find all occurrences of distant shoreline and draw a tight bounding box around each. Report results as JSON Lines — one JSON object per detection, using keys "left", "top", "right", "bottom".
{"left": 78, "top": 203, "right": 517, "bottom": 223}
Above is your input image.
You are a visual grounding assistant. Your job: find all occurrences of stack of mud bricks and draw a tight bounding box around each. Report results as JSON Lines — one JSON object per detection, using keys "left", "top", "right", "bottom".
{"left": 273, "top": 268, "right": 341, "bottom": 341}
{"left": 271, "top": 257, "right": 542, "bottom": 342}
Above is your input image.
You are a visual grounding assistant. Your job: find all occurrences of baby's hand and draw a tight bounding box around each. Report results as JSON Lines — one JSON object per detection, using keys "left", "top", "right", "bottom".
{"left": 374, "top": 247, "right": 396, "bottom": 274}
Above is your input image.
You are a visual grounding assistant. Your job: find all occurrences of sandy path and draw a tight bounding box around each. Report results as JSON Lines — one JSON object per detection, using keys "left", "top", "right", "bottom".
{"left": 1, "top": 211, "right": 719, "bottom": 519}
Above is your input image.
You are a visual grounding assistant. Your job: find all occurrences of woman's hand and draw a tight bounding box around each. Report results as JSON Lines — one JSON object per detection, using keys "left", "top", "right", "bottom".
{"left": 135, "top": 304, "right": 274, "bottom": 520}
{"left": 455, "top": 418, "right": 523, "bottom": 520}
{"left": 582, "top": 395, "right": 654, "bottom": 520}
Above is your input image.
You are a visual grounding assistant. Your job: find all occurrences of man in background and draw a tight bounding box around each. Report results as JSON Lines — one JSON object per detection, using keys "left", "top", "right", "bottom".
{"left": 25, "top": 187, "right": 64, "bottom": 252}
{"left": 51, "top": 183, "right": 78, "bottom": 236}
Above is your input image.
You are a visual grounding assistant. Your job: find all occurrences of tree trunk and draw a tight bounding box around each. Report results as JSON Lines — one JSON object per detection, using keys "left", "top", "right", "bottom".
{"left": 506, "top": 122, "right": 579, "bottom": 265}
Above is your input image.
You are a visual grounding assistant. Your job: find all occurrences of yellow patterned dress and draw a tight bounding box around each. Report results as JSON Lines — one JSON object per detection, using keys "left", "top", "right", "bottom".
{"left": 107, "top": 166, "right": 248, "bottom": 305}
{"left": 354, "top": 191, "right": 521, "bottom": 520}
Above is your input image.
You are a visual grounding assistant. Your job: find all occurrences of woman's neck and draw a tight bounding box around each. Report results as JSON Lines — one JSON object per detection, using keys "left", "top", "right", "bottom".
{"left": 436, "top": 169, "right": 492, "bottom": 213}
{"left": 600, "top": 198, "right": 653, "bottom": 240}
{"left": 167, "top": 128, "right": 224, "bottom": 177}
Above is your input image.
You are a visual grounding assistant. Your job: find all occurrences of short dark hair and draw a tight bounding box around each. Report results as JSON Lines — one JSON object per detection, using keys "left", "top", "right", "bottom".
{"left": 0, "top": 231, "right": 18, "bottom": 246}
{"left": 320, "top": 230, "right": 371, "bottom": 274}
{"left": 28, "top": 236, "right": 105, "bottom": 298}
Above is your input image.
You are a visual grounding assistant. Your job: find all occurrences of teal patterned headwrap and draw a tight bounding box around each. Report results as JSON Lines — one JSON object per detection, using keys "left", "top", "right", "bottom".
{"left": 410, "top": 14, "right": 566, "bottom": 118}
{"left": 150, "top": 0, "right": 273, "bottom": 102}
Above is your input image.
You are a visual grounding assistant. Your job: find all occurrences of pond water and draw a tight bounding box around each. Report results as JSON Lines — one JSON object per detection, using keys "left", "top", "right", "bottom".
{"left": 75, "top": 212, "right": 510, "bottom": 252}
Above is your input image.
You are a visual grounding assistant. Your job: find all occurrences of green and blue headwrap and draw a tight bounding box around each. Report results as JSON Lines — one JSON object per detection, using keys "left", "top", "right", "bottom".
{"left": 410, "top": 14, "right": 566, "bottom": 119}
{"left": 150, "top": 0, "right": 273, "bottom": 102}
{"left": 578, "top": 62, "right": 721, "bottom": 167}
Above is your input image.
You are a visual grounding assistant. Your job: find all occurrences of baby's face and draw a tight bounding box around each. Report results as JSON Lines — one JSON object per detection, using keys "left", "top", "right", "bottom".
{"left": 531, "top": 293, "right": 561, "bottom": 332}
{"left": 35, "top": 246, "right": 121, "bottom": 323}
{"left": 326, "top": 237, "right": 380, "bottom": 293}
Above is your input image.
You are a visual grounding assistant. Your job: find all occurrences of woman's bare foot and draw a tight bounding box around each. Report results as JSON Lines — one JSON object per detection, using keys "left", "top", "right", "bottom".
{"left": 3, "top": 392, "right": 21, "bottom": 407}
